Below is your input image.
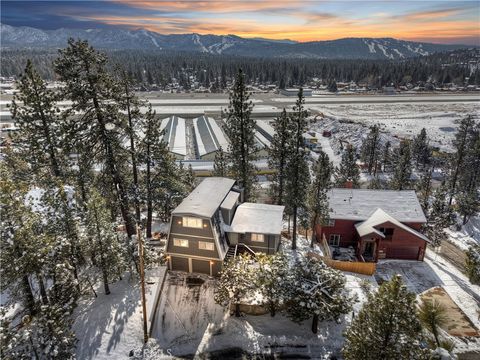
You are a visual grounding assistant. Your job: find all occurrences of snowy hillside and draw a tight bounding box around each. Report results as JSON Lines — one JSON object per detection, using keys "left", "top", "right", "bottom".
{"left": 0, "top": 23, "right": 471, "bottom": 59}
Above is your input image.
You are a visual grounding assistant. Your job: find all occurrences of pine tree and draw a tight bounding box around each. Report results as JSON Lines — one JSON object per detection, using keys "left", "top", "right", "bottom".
{"left": 360, "top": 124, "right": 382, "bottom": 175}
{"left": 138, "top": 104, "right": 169, "bottom": 238}
{"left": 213, "top": 146, "right": 229, "bottom": 177}
{"left": 0, "top": 159, "right": 51, "bottom": 315}
{"left": 116, "top": 67, "right": 144, "bottom": 224}
{"left": 390, "top": 141, "right": 412, "bottom": 190}
{"left": 342, "top": 275, "right": 429, "bottom": 360}
{"left": 54, "top": 39, "right": 137, "bottom": 243}
{"left": 223, "top": 68, "right": 257, "bottom": 201}
{"left": 85, "top": 189, "right": 126, "bottom": 295}
{"left": 268, "top": 109, "right": 291, "bottom": 205}
{"left": 286, "top": 257, "right": 353, "bottom": 333}
{"left": 308, "top": 150, "right": 333, "bottom": 247}
{"left": 382, "top": 140, "right": 392, "bottom": 172}
{"left": 416, "top": 167, "right": 433, "bottom": 213}
{"left": 412, "top": 128, "right": 431, "bottom": 169}
{"left": 215, "top": 254, "right": 254, "bottom": 317}
{"left": 255, "top": 253, "right": 289, "bottom": 317}
{"left": 456, "top": 123, "right": 480, "bottom": 224}
{"left": 447, "top": 116, "right": 476, "bottom": 205}
{"left": 418, "top": 299, "right": 447, "bottom": 348}
{"left": 335, "top": 145, "right": 360, "bottom": 188}
{"left": 465, "top": 244, "right": 480, "bottom": 285}
{"left": 285, "top": 89, "right": 311, "bottom": 250}
{"left": 424, "top": 183, "right": 455, "bottom": 247}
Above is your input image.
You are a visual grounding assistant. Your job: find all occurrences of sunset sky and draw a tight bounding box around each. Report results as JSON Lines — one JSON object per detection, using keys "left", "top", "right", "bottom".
{"left": 2, "top": 1, "right": 479, "bottom": 45}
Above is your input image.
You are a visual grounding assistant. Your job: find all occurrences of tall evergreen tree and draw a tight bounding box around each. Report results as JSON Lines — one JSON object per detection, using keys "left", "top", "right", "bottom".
{"left": 416, "top": 167, "right": 433, "bottom": 213}
{"left": 54, "top": 40, "right": 137, "bottom": 254}
{"left": 424, "top": 183, "right": 455, "bottom": 247}
{"left": 447, "top": 116, "right": 476, "bottom": 205}
{"left": 285, "top": 89, "right": 310, "bottom": 250}
{"left": 212, "top": 146, "right": 229, "bottom": 177}
{"left": 360, "top": 124, "right": 382, "bottom": 175}
{"left": 390, "top": 141, "right": 412, "bottom": 190}
{"left": 456, "top": 123, "right": 480, "bottom": 224}
{"left": 412, "top": 128, "right": 431, "bottom": 169}
{"left": 223, "top": 68, "right": 257, "bottom": 201}
{"left": 335, "top": 145, "right": 360, "bottom": 188}
{"left": 382, "top": 140, "right": 392, "bottom": 172}
{"left": 84, "top": 189, "right": 126, "bottom": 295}
{"left": 343, "top": 275, "right": 429, "bottom": 360}
{"left": 308, "top": 151, "right": 333, "bottom": 247}
{"left": 268, "top": 109, "right": 290, "bottom": 205}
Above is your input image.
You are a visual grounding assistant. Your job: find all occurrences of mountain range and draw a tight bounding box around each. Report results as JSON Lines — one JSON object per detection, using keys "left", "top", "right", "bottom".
{"left": 0, "top": 23, "right": 473, "bottom": 60}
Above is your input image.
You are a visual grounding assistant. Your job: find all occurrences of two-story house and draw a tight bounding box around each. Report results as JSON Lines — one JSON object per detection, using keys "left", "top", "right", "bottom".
{"left": 316, "top": 188, "right": 430, "bottom": 262}
{"left": 166, "top": 177, "right": 285, "bottom": 276}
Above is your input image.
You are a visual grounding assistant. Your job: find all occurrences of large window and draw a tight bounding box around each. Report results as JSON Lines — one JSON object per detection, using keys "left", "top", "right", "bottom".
{"left": 198, "top": 241, "right": 214, "bottom": 251}
{"left": 173, "top": 238, "right": 189, "bottom": 247}
{"left": 182, "top": 216, "right": 203, "bottom": 228}
{"left": 251, "top": 233, "right": 264, "bottom": 242}
{"left": 329, "top": 234, "right": 341, "bottom": 246}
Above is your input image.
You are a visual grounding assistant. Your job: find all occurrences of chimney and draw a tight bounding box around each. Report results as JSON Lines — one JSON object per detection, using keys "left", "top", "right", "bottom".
{"left": 344, "top": 180, "right": 353, "bottom": 189}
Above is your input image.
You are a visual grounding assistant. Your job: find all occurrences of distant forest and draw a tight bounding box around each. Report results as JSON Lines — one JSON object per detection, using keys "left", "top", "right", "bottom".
{"left": 1, "top": 47, "right": 479, "bottom": 89}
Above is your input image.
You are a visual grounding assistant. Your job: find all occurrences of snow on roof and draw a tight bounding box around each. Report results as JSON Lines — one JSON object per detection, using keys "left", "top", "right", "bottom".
{"left": 161, "top": 116, "right": 187, "bottom": 156}
{"left": 328, "top": 188, "right": 427, "bottom": 223}
{"left": 254, "top": 131, "right": 271, "bottom": 148}
{"left": 228, "top": 203, "right": 285, "bottom": 235}
{"left": 355, "top": 208, "right": 430, "bottom": 243}
{"left": 194, "top": 116, "right": 229, "bottom": 156}
{"left": 172, "top": 177, "right": 235, "bottom": 218}
{"left": 256, "top": 121, "right": 275, "bottom": 140}
{"left": 220, "top": 191, "right": 239, "bottom": 211}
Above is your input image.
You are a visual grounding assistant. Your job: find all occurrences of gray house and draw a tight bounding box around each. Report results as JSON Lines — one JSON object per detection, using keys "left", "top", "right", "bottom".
{"left": 166, "top": 177, "right": 285, "bottom": 276}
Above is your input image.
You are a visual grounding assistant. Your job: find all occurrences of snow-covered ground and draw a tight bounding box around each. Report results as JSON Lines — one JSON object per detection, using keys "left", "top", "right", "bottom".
{"left": 446, "top": 216, "right": 480, "bottom": 251}
{"left": 73, "top": 267, "right": 167, "bottom": 360}
{"left": 376, "top": 252, "right": 480, "bottom": 355}
{"left": 309, "top": 102, "right": 478, "bottom": 152}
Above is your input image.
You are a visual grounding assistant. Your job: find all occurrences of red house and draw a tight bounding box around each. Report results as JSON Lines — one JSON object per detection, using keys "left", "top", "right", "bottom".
{"left": 317, "top": 189, "right": 430, "bottom": 262}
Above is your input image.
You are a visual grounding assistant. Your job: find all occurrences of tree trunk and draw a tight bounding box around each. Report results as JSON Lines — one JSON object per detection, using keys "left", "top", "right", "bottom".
{"left": 102, "top": 269, "right": 110, "bottom": 295}
{"left": 146, "top": 146, "right": 153, "bottom": 239}
{"left": 22, "top": 275, "right": 36, "bottom": 315}
{"left": 292, "top": 207, "right": 297, "bottom": 250}
{"left": 235, "top": 303, "right": 241, "bottom": 317}
{"left": 432, "top": 326, "right": 440, "bottom": 347}
{"left": 36, "top": 273, "right": 49, "bottom": 305}
{"left": 269, "top": 302, "right": 276, "bottom": 317}
{"left": 311, "top": 314, "right": 319, "bottom": 333}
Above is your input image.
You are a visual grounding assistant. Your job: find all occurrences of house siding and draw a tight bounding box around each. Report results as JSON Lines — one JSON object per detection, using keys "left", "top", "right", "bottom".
{"left": 240, "top": 233, "right": 279, "bottom": 254}
{"left": 317, "top": 219, "right": 427, "bottom": 261}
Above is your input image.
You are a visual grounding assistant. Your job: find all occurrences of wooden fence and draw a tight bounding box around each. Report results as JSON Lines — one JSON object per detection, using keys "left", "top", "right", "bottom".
{"left": 307, "top": 251, "right": 376, "bottom": 276}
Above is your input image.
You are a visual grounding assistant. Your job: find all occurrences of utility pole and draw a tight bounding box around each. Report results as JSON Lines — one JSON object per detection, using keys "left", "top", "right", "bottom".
{"left": 137, "top": 225, "right": 148, "bottom": 343}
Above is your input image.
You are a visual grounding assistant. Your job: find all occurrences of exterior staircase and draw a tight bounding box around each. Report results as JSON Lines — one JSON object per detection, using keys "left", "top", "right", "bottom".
{"left": 224, "top": 244, "right": 256, "bottom": 262}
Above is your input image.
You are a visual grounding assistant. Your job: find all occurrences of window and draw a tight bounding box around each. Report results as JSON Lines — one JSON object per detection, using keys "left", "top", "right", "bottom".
{"left": 379, "top": 227, "right": 394, "bottom": 239}
{"left": 327, "top": 219, "right": 335, "bottom": 227}
{"left": 329, "top": 234, "right": 341, "bottom": 246}
{"left": 173, "top": 238, "right": 189, "bottom": 247}
{"left": 182, "top": 217, "right": 203, "bottom": 228}
{"left": 199, "top": 241, "right": 214, "bottom": 251}
{"left": 251, "top": 233, "right": 264, "bottom": 242}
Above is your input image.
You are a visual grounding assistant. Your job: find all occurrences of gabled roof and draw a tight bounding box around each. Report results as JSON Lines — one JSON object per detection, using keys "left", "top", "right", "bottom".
{"left": 161, "top": 116, "right": 187, "bottom": 156}
{"left": 354, "top": 208, "right": 430, "bottom": 243}
{"left": 193, "top": 116, "right": 229, "bottom": 156}
{"left": 227, "top": 203, "right": 285, "bottom": 235}
{"left": 328, "top": 188, "right": 427, "bottom": 223}
{"left": 172, "top": 177, "right": 235, "bottom": 218}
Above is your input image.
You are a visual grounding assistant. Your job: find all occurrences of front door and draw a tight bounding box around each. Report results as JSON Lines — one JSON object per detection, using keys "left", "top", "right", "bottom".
{"left": 363, "top": 241, "right": 375, "bottom": 261}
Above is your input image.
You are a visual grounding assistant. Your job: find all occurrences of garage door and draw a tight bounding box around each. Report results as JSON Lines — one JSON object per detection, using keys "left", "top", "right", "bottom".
{"left": 192, "top": 259, "right": 210, "bottom": 275}
{"left": 386, "top": 247, "right": 419, "bottom": 260}
{"left": 171, "top": 256, "right": 189, "bottom": 272}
